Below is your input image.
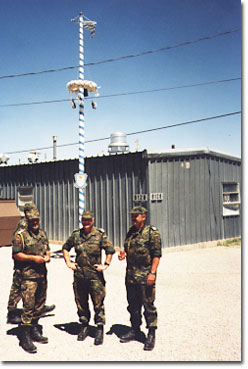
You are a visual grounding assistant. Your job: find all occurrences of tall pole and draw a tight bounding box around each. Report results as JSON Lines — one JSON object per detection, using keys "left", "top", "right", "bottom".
{"left": 78, "top": 12, "right": 85, "bottom": 225}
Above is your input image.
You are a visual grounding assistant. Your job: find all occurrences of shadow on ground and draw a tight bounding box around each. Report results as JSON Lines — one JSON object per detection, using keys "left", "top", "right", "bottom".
{"left": 6, "top": 325, "right": 21, "bottom": 338}
{"left": 106, "top": 324, "right": 146, "bottom": 343}
{"left": 54, "top": 322, "right": 96, "bottom": 338}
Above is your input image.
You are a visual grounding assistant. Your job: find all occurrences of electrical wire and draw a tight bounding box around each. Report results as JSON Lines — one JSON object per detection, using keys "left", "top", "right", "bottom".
{"left": 0, "top": 77, "right": 241, "bottom": 108}
{"left": 5, "top": 111, "right": 241, "bottom": 155}
{"left": 0, "top": 29, "right": 240, "bottom": 80}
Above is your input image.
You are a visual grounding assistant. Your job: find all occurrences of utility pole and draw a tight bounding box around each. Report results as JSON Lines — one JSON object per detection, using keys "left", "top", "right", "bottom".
{"left": 53, "top": 136, "right": 57, "bottom": 160}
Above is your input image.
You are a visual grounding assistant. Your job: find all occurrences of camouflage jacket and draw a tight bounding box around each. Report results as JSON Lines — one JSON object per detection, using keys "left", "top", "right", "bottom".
{"left": 124, "top": 225, "right": 162, "bottom": 284}
{"left": 12, "top": 217, "right": 27, "bottom": 270}
{"left": 62, "top": 226, "right": 115, "bottom": 279}
{"left": 12, "top": 218, "right": 26, "bottom": 240}
{"left": 12, "top": 228, "right": 50, "bottom": 279}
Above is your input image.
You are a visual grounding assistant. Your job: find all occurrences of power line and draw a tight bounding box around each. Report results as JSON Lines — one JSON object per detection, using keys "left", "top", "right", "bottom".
{"left": 5, "top": 111, "right": 241, "bottom": 155}
{"left": 0, "top": 77, "right": 241, "bottom": 108}
{"left": 0, "top": 29, "right": 240, "bottom": 80}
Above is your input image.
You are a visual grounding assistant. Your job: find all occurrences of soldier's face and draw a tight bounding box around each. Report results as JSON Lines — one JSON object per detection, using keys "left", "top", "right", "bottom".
{"left": 131, "top": 213, "right": 146, "bottom": 230}
{"left": 28, "top": 218, "right": 40, "bottom": 232}
{"left": 82, "top": 217, "right": 94, "bottom": 233}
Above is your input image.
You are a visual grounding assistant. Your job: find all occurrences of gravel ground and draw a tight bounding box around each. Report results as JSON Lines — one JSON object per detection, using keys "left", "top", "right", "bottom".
{"left": 0, "top": 244, "right": 241, "bottom": 362}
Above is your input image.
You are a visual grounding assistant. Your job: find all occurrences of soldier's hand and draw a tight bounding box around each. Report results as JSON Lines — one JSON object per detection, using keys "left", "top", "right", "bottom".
{"left": 94, "top": 264, "right": 107, "bottom": 272}
{"left": 44, "top": 255, "right": 50, "bottom": 263}
{"left": 147, "top": 273, "right": 156, "bottom": 285}
{"left": 34, "top": 255, "right": 46, "bottom": 264}
{"left": 66, "top": 261, "right": 78, "bottom": 271}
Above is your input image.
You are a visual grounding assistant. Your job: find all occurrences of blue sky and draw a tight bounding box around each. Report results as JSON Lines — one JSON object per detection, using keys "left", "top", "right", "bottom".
{"left": 0, "top": 0, "right": 241, "bottom": 165}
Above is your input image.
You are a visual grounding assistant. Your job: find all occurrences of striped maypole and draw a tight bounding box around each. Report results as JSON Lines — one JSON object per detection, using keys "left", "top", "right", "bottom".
{"left": 70, "top": 13, "right": 96, "bottom": 227}
{"left": 78, "top": 12, "right": 85, "bottom": 225}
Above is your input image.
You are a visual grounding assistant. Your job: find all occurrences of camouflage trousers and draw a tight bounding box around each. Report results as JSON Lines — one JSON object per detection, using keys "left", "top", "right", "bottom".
{"left": 7, "top": 269, "right": 22, "bottom": 311}
{"left": 20, "top": 277, "right": 47, "bottom": 325}
{"left": 126, "top": 282, "right": 158, "bottom": 329}
{"left": 73, "top": 276, "right": 106, "bottom": 326}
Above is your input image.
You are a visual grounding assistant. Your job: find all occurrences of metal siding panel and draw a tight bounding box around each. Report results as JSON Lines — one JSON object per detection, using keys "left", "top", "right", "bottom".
{"left": 203, "top": 157, "right": 211, "bottom": 242}
{"left": 199, "top": 158, "right": 206, "bottom": 242}
{"left": 162, "top": 159, "right": 169, "bottom": 248}
{"left": 167, "top": 159, "right": 175, "bottom": 246}
{"left": 184, "top": 158, "right": 192, "bottom": 245}
{"left": 173, "top": 160, "right": 181, "bottom": 246}
{"left": 178, "top": 159, "right": 186, "bottom": 245}
{"left": 189, "top": 158, "right": 197, "bottom": 244}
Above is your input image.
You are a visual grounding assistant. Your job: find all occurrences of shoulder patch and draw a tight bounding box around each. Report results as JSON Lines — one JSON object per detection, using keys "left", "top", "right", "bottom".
{"left": 150, "top": 226, "right": 157, "bottom": 231}
{"left": 72, "top": 229, "right": 80, "bottom": 234}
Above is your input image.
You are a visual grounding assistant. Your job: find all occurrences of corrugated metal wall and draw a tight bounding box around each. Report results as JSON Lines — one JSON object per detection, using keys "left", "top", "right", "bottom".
{"left": 0, "top": 150, "right": 241, "bottom": 247}
{"left": 148, "top": 153, "right": 241, "bottom": 247}
{"left": 85, "top": 151, "right": 148, "bottom": 246}
{"left": 0, "top": 151, "right": 148, "bottom": 246}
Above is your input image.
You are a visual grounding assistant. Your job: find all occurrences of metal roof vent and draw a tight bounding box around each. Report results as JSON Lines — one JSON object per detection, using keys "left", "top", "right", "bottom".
{"left": 108, "top": 132, "right": 129, "bottom": 154}
{"left": 0, "top": 153, "right": 10, "bottom": 165}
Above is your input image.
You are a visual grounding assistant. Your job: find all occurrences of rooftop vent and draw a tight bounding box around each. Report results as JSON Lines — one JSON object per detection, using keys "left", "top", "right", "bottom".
{"left": 108, "top": 132, "right": 129, "bottom": 154}
{"left": 0, "top": 153, "right": 10, "bottom": 165}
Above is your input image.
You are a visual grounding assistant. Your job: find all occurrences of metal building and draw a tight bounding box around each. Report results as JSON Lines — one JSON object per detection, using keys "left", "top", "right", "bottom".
{"left": 0, "top": 149, "right": 241, "bottom": 247}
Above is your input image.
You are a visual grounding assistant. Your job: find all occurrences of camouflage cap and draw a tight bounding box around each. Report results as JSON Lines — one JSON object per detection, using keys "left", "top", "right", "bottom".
{"left": 82, "top": 210, "right": 94, "bottom": 219}
{"left": 24, "top": 202, "right": 37, "bottom": 212}
{"left": 130, "top": 206, "right": 148, "bottom": 215}
{"left": 26, "top": 208, "right": 40, "bottom": 220}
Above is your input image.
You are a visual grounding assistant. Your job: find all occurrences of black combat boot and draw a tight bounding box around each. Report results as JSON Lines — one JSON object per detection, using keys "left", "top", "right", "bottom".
{"left": 19, "top": 325, "right": 37, "bottom": 354}
{"left": 77, "top": 325, "right": 89, "bottom": 341}
{"left": 31, "top": 325, "right": 48, "bottom": 343}
{"left": 7, "top": 310, "right": 21, "bottom": 324}
{"left": 144, "top": 328, "right": 156, "bottom": 351}
{"left": 120, "top": 327, "right": 141, "bottom": 343}
{"left": 94, "top": 325, "right": 104, "bottom": 345}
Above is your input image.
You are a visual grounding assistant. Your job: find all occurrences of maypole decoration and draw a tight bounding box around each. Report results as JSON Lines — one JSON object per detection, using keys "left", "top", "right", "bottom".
{"left": 68, "top": 12, "right": 97, "bottom": 226}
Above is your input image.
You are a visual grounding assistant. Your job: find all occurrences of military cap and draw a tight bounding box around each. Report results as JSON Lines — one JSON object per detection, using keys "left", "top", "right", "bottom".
{"left": 130, "top": 206, "right": 148, "bottom": 215}
{"left": 24, "top": 202, "right": 37, "bottom": 212}
{"left": 82, "top": 210, "right": 94, "bottom": 219}
{"left": 26, "top": 208, "right": 40, "bottom": 220}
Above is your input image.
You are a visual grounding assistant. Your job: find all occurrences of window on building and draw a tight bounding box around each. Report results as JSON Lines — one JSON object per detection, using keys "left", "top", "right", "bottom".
{"left": 18, "top": 186, "right": 34, "bottom": 216}
{"left": 222, "top": 182, "right": 240, "bottom": 217}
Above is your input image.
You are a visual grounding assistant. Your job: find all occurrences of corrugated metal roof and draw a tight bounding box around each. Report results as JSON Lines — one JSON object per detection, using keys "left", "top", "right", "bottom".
{"left": 147, "top": 147, "right": 241, "bottom": 162}
{"left": 1, "top": 148, "right": 241, "bottom": 168}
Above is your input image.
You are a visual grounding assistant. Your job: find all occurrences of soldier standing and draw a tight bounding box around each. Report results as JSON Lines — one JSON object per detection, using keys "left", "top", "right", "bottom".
{"left": 119, "top": 206, "right": 162, "bottom": 351}
{"left": 62, "top": 210, "right": 115, "bottom": 345}
{"left": 7, "top": 203, "right": 55, "bottom": 324}
{"left": 12, "top": 207, "right": 51, "bottom": 354}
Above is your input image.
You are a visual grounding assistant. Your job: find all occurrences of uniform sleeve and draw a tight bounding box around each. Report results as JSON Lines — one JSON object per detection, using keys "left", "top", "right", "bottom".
{"left": 43, "top": 230, "right": 50, "bottom": 251}
{"left": 12, "top": 235, "right": 25, "bottom": 255}
{"left": 62, "top": 233, "right": 75, "bottom": 252}
{"left": 101, "top": 232, "right": 115, "bottom": 255}
{"left": 150, "top": 228, "right": 162, "bottom": 258}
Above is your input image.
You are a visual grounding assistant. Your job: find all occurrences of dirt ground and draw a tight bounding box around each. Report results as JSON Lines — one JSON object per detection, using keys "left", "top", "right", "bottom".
{"left": 0, "top": 244, "right": 241, "bottom": 362}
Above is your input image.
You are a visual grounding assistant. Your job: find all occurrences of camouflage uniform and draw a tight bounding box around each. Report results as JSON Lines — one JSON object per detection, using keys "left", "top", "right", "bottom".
{"left": 62, "top": 226, "right": 115, "bottom": 326}
{"left": 124, "top": 223, "right": 162, "bottom": 330}
{"left": 12, "top": 226, "right": 50, "bottom": 325}
{"left": 7, "top": 218, "right": 27, "bottom": 312}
